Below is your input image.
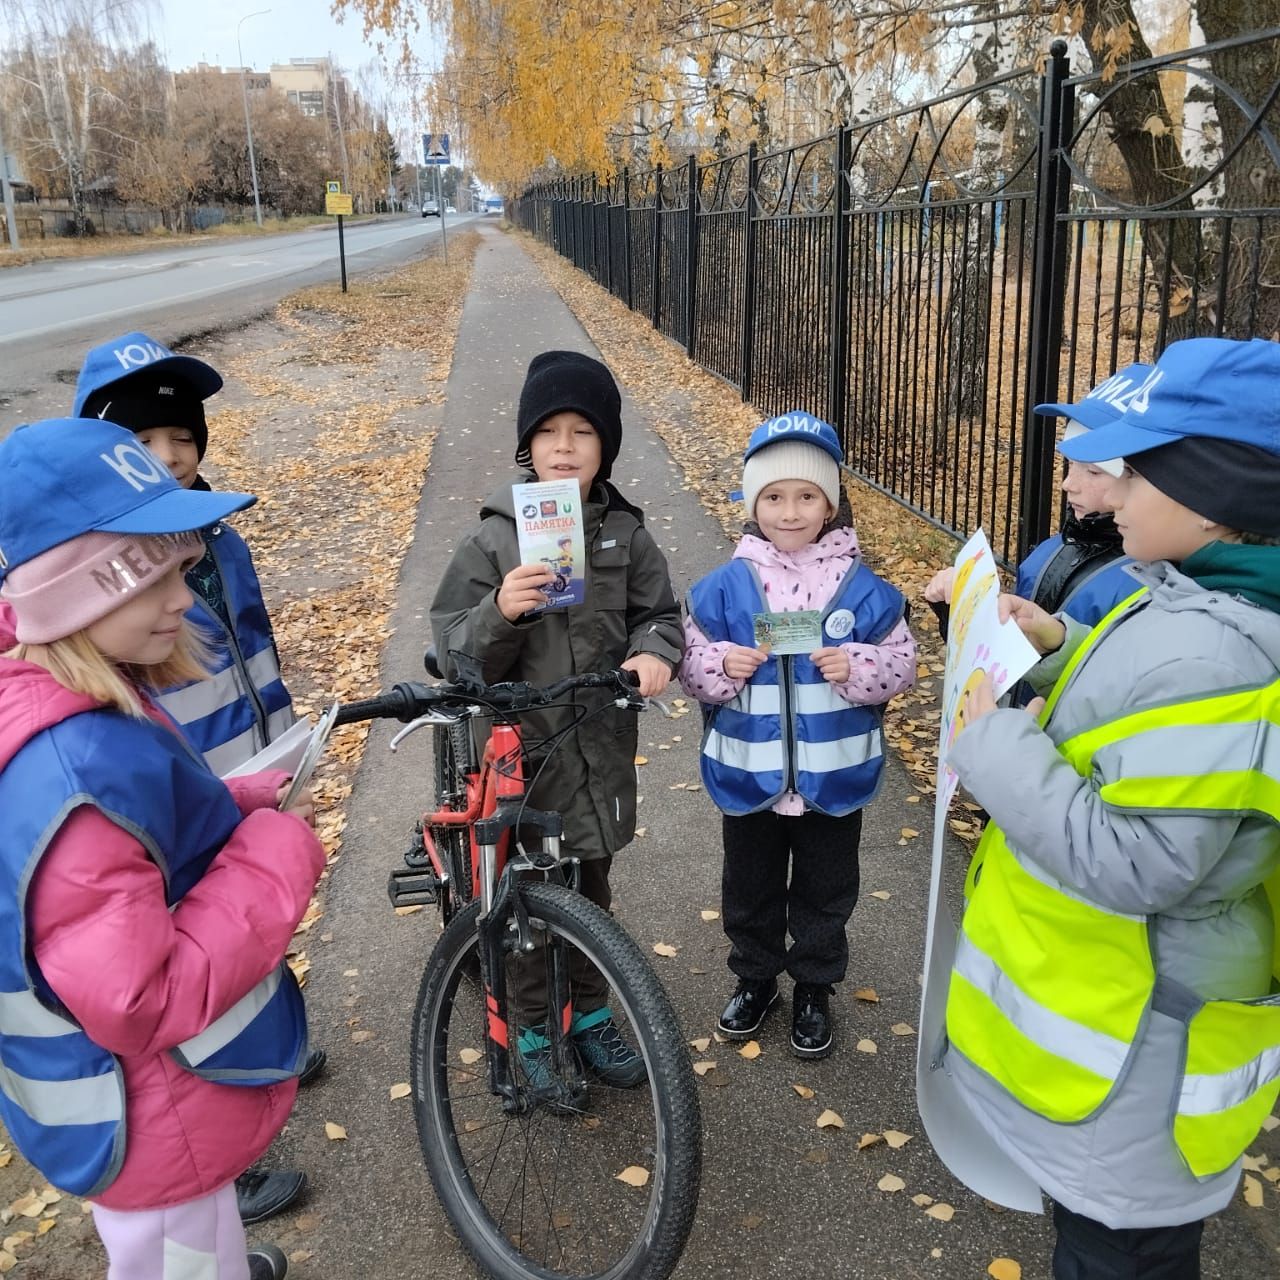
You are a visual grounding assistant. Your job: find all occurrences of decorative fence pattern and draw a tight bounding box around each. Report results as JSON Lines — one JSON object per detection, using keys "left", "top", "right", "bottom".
{"left": 515, "top": 30, "right": 1280, "bottom": 566}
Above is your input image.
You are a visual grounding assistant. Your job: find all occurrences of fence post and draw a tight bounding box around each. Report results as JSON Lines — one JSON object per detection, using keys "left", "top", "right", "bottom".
{"left": 1019, "top": 39, "right": 1073, "bottom": 560}
{"left": 827, "top": 127, "right": 852, "bottom": 450}
{"left": 651, "top": 163, "right": 663, "bottom": 330}
{"left": 740, "top": 143, "right": 759, "bottom": 403}
{"left": 685, "top": 153, "right": 699, "bottom": 358}
{"left": 604, "top": 175, "right": 613, "bottom": 296}
{"left": 623, "top": 168, "right": 634, "bottom": 310}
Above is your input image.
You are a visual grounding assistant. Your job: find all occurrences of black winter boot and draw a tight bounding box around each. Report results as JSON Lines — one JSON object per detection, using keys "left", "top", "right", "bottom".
{"left": 790, "top": 984, "right": 834, "bottom": 1059}
{"left": 717, "top": 978, "right": 779, "bottom": 1040}
{"left": 247, "top": 1244, "right": 288, "bottom": 1279}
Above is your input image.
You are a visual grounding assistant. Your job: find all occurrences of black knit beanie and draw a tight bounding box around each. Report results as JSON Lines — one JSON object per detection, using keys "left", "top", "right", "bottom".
{"left": 515, "top": 351, "right": 622, "bottom": 481}
{"left": 1130, "top": 437, "right": 1280, "bottom": 537}
{"left": 81, "top": 369, "right": 210, "bottom": 460}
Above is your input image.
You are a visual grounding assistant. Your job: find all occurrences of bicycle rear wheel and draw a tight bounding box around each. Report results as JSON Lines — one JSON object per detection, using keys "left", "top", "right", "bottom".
{"left": 411, "top": 882, "right": 701, "bottom": 1280}
{"left": 431, "top": 720, "right": 475, "bottom": 909}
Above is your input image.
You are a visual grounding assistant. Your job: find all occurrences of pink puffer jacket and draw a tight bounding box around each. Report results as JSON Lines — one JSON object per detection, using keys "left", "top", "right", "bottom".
{"left": 0, "top": 604, "right": 325, "bottom": 1210}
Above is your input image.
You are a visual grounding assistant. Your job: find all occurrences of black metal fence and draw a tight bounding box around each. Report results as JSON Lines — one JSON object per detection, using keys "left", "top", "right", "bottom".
{"left": 515, "top": 31, "right": 1280, "bottom": 565}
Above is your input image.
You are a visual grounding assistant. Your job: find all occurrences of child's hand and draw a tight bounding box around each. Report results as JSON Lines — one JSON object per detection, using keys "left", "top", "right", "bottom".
{"left": 961, "top": 674, "right": 998, "bottom": 724}
{"left": 497, "top": 563, "right": 553, "bottom": 620}
{"left": 925, "top": 566, "right": 956, "bottom": 604}
{"left": 998, "top": 593, "right": 1067, "bottom": 655}
{"left": 622, "top": 653, "right": 672, "bottom": 697}
{"left": 277, "top": 783, "right": 317, "bottom": 828}
{"left": 723, "top": 645, "right": 768, "bottom": 680}
{"left": 810, "top": 647, "right": 851, "bottom": 684}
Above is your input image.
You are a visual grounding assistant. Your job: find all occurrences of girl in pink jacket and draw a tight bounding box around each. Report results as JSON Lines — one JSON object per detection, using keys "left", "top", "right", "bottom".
{"left": 0, "top": 418, "right": 325, "bottom": 1280}
{"left": 679, "top": 414, "right": 915, "bottom": 1059}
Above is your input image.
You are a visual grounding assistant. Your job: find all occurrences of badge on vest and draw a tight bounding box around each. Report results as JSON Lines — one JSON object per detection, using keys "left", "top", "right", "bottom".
{"left": 753, "top": 610, "right": 822, "bottom": 655}
{"left": 825, "top": 608, "right": 856, "bottom": 640}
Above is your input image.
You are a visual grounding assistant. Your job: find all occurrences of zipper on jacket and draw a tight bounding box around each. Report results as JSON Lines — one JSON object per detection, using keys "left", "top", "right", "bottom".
{"left": 780, "top": 654, "right": 797, "bottom": 793}
{"left": 207, "top": 529, "right": 270, "bottom": 747}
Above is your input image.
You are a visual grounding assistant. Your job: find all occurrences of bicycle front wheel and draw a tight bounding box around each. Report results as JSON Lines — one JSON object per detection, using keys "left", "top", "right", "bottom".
{"left": 411, "top": 882, "right": 702, "bottom": 1280}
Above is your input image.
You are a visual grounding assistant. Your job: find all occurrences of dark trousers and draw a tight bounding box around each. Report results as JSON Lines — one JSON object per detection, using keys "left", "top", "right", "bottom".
{"left": 509, "top": 855, "right": 612, "bottom": 1023}
{"left": 721, "top": 809, "right": 862, "bottom": 987}
{"left": 1052, "top": 1203, "right": 1203, "bottom": 1280}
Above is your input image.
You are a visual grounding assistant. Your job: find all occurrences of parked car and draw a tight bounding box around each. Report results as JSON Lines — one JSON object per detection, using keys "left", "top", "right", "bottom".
{"left": 421, "top": 199, "right": 439, "bottom": 217}
{"left": 445, "top": 205, "right": 457, "bottom": 214}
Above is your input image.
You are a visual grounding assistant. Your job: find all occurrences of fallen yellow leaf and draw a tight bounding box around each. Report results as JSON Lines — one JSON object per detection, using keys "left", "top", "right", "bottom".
{"left": 926, "top": 1203, "right": 955, "bottom": 1221}
{"left": 877, "top": 1173, "right": 906, "bottom": 1192}
{"left": 389, "top": 1082, "right": 412, "bottom": 1100}
{"left": 634, "top": 756, "right": 649, "bottom": 766}
{"left": 816, "top": 1109, "right": 845, "bottom": 1129}
{"left": 856, "top": 1038, "right": 878, "bottom": 1054}
{"left": 689, "top": 1037, "right": 711, "bottom": 1052}
{"left": 792, "top": 1083, "right": 815, "bottom": 1099}
{"left": 35, "top": 1219, "right": 55, "bottom": 1236}
{"left": 458, "top": 1047, "right": 483, "bottom": 1065}
{"left": 891, "top": 1023, "right": 916, "bottom": 1037}
{"left": 394, "top": 905, "right": 424, "bottom": 916}
{"left": 900, "top": 828, "right": 921, "bottom": 839}
{"left": 653, "top": 942, "right": 678, "bottom": 958}
{"left": 869, "top": 890, "right": 892, "bottom": 901}
{"left": 692, "top": 1060, "right": 716, "bottom": 1076}
{"left": 700, "top": 909, "right": 720, "bottom": 922}
{"left": 0, "top": 1250, "right": 15, "bottom": 1274}
{"left": 324, "top": 1122, "right": 347, "bottom": 1141}
{"left": 857, "top": 1132, "right": 884, "bottom": 1150}
{"left": 10, "top": 1193, "right": 42, "bottom": 1219}
{"left": 853, "top": 987, "right": 880, "bottom": 1003}
{"left": 988, "top": 1260, "right": 1023, "bottom": 1280}
{"left": 738, "top": 1040, "right": 762, "bottom": 1060}
{"left": 1242, "top": 1174, "right": 1264, "bottom": 1207}
{"left": 1265, "top": 1167, "right": 1280, "bottom": 1184}
{"left": 1261, "top": 1114, "right": 1279, "bottom": 1132}
{"left": 884, "top": 1129, "right": 913, "bottom": 1148}
{"left": 912, "top": 1193, "right": 934, "bottom": 1206}
{"left": 615, "top": 1165, "right": 650, "bottom": 1187}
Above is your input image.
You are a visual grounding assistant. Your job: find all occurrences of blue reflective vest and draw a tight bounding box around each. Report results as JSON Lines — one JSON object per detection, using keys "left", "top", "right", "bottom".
{"left": 159, "top": 522, "right": 294, "bottom": 775}
{"left": 1015, "top": 533, "right": 1137, "bottom": 628}
{"left": 0, "top": 708, "right": 308, "bottom": 1196}
{"left": 688, "top": 559, "right": 905, "bottom": 816}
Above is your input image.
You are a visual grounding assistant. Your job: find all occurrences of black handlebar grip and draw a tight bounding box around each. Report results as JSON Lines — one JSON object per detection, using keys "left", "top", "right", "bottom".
{"left": 333, "top": 695, "right": 400, "bottom": 726}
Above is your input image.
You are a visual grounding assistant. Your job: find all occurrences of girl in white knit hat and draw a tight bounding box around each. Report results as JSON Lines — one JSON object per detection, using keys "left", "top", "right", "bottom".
{"left": 679, "top": 411, "right": 916, "bottom": 1057}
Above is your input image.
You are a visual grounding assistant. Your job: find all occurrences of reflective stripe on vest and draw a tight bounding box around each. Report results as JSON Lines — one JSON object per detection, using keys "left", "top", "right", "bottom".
{"left": 948, "top": 586, "right": 1280, "bottom": 1176}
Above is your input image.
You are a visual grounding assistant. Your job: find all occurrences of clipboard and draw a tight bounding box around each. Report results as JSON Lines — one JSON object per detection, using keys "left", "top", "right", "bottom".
{"left": 278, "top": 702, "right": 339, "bottom": 811}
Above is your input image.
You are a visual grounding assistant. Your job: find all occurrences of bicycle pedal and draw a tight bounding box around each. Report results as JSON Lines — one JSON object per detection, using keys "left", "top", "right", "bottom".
{"left": 387, "top": 866, "right": 442, "bottom": 908}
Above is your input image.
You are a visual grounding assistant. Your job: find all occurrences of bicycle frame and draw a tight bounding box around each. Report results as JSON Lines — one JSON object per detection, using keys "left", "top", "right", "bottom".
{"left": 417, "top": 715, "right": 579, "bottom": 1110}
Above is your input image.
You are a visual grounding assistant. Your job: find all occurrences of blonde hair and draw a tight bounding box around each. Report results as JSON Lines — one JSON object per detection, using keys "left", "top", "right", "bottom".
{"left": 7, "top": 620, "right": 212, "bottom": 719}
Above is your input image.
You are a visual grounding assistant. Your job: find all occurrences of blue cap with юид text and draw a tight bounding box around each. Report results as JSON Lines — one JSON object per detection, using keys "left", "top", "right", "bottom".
{"left": 1058, "top": 337, "right": 1280, "bottom": 465}
{"left": 73, "top": 331, "right": 223, "bottom": 418}
{"left": 743, "top": 411, "right": 843, "bottom": 466}
{"left": 0, "top": 418, "right": 253, "bottom": 581}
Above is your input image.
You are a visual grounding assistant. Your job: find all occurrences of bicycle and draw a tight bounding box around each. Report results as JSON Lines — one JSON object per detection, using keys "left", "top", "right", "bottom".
{"left": 334, "top": 658, "right": 702, "bottom": 1280}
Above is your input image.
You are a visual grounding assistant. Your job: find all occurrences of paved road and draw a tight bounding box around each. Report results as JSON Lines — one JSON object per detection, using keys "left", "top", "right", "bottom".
{"left": 0, "top": 213, "right": 470, "bottom": 431}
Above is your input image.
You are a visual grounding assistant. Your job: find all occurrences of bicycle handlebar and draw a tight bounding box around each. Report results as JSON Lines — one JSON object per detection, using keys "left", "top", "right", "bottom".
{"left": 333, "top": 668, "right": 642, "bottom": 726}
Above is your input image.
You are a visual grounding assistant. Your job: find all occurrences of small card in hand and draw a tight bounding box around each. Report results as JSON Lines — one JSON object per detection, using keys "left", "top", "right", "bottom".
{"left": 752, "top": 610, "right": 822, "bottom": 655}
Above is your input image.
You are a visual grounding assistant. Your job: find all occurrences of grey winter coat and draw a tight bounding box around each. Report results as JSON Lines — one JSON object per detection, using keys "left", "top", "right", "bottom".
{"left": 429, "top": 479, "right": 683, "bottom": 859}
{"left": 946, "top": 560, "right": 1280, "bottom": 1228}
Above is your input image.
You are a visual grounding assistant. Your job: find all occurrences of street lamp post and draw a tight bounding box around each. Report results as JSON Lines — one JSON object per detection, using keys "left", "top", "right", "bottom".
{"left": 237, "top": 9, "right": 270, "bottom": 228}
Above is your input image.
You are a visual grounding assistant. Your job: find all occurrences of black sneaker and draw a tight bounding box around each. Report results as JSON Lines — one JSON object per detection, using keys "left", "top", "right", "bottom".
{"left": 298, "top": 1047, "right": 327, "bottom": 1087}
{"left": 247, "top": 1244, "right": 288, "bottom": 1280}
{"left": 236, "top": 1168, "right": 306, "bottom": 1225}
{"left": 716, "top": 978, "right": 779, "bottom": 1040}
{"left": 790, "top": 984, "right": 834, "bottom": 1059}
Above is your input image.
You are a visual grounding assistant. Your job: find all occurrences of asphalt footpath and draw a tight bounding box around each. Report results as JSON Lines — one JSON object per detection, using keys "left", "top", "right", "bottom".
{"left": 265, "top": 226, "right": 1271, "bottom": 1280}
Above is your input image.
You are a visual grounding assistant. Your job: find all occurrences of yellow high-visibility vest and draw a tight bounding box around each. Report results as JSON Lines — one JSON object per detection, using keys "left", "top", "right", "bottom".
{"left": 948, "top": 590, "right": 1280, "bottom": 1178}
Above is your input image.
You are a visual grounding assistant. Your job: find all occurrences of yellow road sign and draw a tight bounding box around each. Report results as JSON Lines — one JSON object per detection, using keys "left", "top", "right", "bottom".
{"left": 325, "top": 193, "right": 353, "bottom": 215}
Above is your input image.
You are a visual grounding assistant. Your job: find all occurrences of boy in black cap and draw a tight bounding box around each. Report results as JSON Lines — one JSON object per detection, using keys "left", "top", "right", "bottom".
{"left": 73, "top": 331, "right": 321, "bottom": 1227}
{"left": 431, "top": 349, "right": 682, "bottom": 1087}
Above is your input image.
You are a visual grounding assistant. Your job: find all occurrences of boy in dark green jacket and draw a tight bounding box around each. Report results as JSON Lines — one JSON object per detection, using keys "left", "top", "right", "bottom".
{"left": 430, "top": 350, "right": 682, "bottom": 1085}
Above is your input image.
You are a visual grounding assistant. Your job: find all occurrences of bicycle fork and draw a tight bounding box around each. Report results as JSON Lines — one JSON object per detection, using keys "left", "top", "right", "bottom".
{"left": 473, "top": 801, "right": 581, "bottom": 1112}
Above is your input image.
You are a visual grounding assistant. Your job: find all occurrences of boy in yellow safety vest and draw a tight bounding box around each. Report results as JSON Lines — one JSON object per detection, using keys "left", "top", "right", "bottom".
{"left": 947, "top": 336, "right": 1280, "bottom": 1279}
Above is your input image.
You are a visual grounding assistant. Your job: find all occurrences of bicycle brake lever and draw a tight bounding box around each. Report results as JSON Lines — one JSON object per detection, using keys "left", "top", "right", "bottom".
{"left": 641, "top": 695, "right": 678, "bottom": 718}
{"left": 388, "top": 711, "right": 456, "bottom": 752}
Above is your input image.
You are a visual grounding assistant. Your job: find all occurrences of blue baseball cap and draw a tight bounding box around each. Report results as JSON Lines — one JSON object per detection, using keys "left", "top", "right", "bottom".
{"left": 73, "top": 331, "right": 222, "bottom": 418}
{"left": 743, "top": 411, "right": 843, "bottom": 465}
{"left": 0, "top": 419, "right": 254, "bottom": 581}
{"left": 1059, "top": 338, "right": 1280, "bottom": 465}
{"left": 1035, "top": 362, "right": 1153, "bottom": 432}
